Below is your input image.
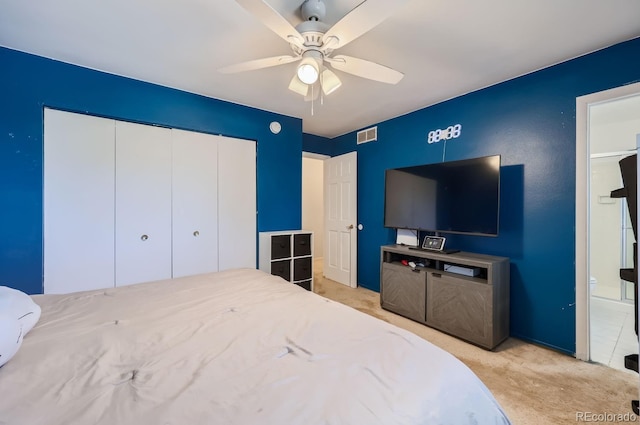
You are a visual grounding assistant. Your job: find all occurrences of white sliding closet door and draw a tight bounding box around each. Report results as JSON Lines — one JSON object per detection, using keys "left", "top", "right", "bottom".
{"left": 115, "top": 122, "right": 172, "bottom": 286}
{"left": 172, "top": 129, "right": 219, "bottom": 278}
{"left": 44, "top": 109, "right": 258, "bottom": 293}
{"left": 44, "top": 109, "right": 115, "bottom": 294}
{"left": 218, "top": 136, "right": 257, "bottom": 270}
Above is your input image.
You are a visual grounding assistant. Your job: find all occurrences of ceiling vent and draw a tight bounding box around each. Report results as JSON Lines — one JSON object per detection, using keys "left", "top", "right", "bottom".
{"left": 357, "top": 126, "right": 377, "bottom": 144}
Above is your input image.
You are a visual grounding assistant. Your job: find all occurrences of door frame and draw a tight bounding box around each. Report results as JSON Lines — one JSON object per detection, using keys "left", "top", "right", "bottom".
{"left": 575, "top": 81, "right": 640, "bottom": 361}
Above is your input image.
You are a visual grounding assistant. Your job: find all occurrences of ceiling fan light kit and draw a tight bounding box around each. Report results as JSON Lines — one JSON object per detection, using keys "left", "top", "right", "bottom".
{"left": 297, "top": 62, "right": 318, "bottom": 84}
{"left": 297, "top": 50, "right": 322, "bottom": 84}
{"left": 223, "top": 0, "right": 406, "bottom": 101}
{"left": 288, "top": 74, "right": 310, "bottom": 96}
{"left": 320, "top": 68, "right": 341, "bottom": 95}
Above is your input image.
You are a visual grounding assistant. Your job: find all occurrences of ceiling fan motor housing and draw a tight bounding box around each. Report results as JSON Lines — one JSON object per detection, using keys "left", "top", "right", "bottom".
{"left": 293, "top": 20, "right": 330, "bottom": 55}
{"left": 301, "top": 0, "right": 326, "bottom": 21}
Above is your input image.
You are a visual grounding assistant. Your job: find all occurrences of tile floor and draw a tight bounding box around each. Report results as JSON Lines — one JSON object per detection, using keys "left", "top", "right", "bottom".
{"left": 590, "top": 296, "right": 638, "bottom": 373}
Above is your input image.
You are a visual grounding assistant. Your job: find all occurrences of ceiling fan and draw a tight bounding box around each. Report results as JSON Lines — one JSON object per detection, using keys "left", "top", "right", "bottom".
{"left": 219, "top": 0, "right": 408, "bottom": 100}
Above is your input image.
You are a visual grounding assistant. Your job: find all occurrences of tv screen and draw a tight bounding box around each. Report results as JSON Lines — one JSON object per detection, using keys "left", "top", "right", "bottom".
{"left": 384, "top": 155, "right": 500, "bottom": 236}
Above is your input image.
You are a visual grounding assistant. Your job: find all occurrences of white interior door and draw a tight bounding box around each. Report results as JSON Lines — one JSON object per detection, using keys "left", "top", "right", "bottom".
{"left": 115, "top": 121, "right": 172, "bottom": 286}
{"left": 217, "top": 136, "right": 257, "bottom": 270}
{"left": 323, "top": 151, "right": 357, "bottom": 287}
{"left": 172, "top": 129, "right": 219, "bottom": 278}
{"left": 43, "top": 109, "right": 116, "bottom": 294}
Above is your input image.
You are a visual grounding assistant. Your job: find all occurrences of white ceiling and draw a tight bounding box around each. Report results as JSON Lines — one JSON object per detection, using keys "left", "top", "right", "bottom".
{"left": 1, "top": 0, "right": 639, "bottom": 138}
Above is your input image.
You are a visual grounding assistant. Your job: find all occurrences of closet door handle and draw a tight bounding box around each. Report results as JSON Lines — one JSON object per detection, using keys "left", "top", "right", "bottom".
{"left": 193, "top": 230, "right": 200, "bottom": 237}
{"left": 140, "top": 234, "right": 149, "bottom": 241}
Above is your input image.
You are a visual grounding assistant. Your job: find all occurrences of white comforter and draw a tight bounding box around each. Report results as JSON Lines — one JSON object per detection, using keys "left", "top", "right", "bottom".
{"left": 0, "top": 269, "right": 510, "bottom": 424}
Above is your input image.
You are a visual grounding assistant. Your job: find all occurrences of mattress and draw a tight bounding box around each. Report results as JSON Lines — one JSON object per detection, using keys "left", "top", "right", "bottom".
{"left": 0, "top": 268, "right": 510, "bottom": 424}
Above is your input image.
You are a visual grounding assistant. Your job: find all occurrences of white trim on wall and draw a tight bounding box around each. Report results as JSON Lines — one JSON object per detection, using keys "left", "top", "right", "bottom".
{"left": 303, "top": 152, "right": 330, "bottom": 160}
{"left": 575, "top": 81, "right": 640, "bottom": 361}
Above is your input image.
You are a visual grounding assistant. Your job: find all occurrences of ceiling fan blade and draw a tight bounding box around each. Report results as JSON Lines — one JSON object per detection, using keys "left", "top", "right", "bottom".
{"left": 236, "top": 0, "right": 305, "bottom": 49}
{"left": 322, "top": 0, "right": 409, "bottom": 50}
{"left": 326, "top": 55, "right": 403, "bottom": 84}
{"left": 320, "top": 68, "right": 342, "bottom": 96}
{"left": 219, "top": 55, "right": 300, "bottom": 74}
{"left": 288, "top": 74, "right": 309, "bottom": 96}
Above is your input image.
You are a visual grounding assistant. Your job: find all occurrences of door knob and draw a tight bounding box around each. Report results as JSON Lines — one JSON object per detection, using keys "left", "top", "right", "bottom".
{"left": 193, "top": 231, "right": 200, "bottom": 237}
{"left": 347, "top": 224, "right": 354, "bottom": 230}
{"left": 140, "top": 234, "right": 149, "bottom": 241}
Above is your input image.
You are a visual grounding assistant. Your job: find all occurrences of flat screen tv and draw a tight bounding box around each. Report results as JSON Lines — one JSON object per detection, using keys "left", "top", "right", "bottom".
{"left": 384, "top": 155, "right": 500, "bottom": 236}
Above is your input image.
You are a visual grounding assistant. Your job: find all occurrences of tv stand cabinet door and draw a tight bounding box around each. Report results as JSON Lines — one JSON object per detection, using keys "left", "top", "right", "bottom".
{"left": 381, "top": 263, "right": 426, "bottom": 323}
{"left": 426, "top": 272, "right": 493, "bottom": 348}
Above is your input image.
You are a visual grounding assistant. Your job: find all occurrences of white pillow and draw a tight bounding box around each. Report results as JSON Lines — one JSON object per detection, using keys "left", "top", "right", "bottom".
{"left": 0, "top": 313, "right": 23, "bottom": 368}
{"left": 0, "top": 287, "right": 41, "bottom": 368}
{"left": 0, "top": 286, "right": 41, "bottom": 335}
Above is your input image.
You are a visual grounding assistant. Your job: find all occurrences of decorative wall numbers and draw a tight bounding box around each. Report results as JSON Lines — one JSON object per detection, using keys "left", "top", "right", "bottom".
{"left": 427, "top": 124, "right": 462, "bottom": 144}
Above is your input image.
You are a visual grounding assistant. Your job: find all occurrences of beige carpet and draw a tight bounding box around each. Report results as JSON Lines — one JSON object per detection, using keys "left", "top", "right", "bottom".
{"left": 313, "top": 271, "right": 639, "bottom": 424}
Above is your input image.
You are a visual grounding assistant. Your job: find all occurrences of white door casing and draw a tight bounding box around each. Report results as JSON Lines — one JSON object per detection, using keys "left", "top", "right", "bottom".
{"left": 43, "top": 109, "right": 116, "bottom": 294}
{"left": 172, "top": 129, "right": 219, "bottom": 278}
{"left": 324, "top": 151, "right": 357, "bottom": 287}
{"left": 115, "top": 121, "right": 173, "bottom": 286}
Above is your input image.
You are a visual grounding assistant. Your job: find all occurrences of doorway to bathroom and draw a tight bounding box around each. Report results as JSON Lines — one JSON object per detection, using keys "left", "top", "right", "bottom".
{"left": 587, "top": 95, "right": 640, "bottom": 371}
{"left": 590, "top": 153, "right": 635, "bottom": 302}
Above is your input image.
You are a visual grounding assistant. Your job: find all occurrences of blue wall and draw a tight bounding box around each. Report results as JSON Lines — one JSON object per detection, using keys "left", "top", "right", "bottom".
{"left": 302, "top": 133, "right": 333, "bottom": 155}
{"left": 0, "top": 47, "right": 303, "bottom": 296}
{"left": 331, "top": 38, "right": 640, "bottom": 354}
{"left": 3, "top": 37, "right": 639, "bottom": 354}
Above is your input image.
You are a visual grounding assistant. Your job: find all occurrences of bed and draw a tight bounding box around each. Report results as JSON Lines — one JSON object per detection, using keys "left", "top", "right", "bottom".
{"left": 0, "top": 268, "right": 510, "bottom": 424}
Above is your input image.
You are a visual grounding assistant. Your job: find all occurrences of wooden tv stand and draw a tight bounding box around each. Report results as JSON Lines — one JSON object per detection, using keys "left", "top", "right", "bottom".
{"left": 380, "top": 244, "right": 510, "bottom": 350}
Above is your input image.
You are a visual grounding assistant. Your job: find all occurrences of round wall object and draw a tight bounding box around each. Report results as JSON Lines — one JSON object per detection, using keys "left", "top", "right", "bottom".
{"left": 269, "top": 121, "right": 282, "bottom": 134}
